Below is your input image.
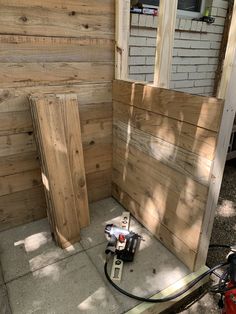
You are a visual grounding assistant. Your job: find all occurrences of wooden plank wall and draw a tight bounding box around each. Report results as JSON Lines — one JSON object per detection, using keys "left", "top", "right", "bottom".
{"left": 112, "top": 80, "right": 224, "bottom": 270}
{"left": 0, "top": 0, "right": 114, "bottom": 231}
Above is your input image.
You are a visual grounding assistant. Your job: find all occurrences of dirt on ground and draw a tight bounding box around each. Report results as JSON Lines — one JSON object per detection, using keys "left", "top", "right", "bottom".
{"left": 174, "top": 160, "right": 236, "bottom": 314}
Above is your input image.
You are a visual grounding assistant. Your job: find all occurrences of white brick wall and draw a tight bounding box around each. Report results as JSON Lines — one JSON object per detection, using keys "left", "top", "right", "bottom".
{"left": 128, "top": 0, "right": 228, "bottom": 96}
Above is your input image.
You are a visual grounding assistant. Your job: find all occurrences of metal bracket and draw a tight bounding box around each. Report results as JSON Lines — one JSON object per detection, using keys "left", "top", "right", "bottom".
{"left": 110, "top": 211, "right": 130, "bottom": 281}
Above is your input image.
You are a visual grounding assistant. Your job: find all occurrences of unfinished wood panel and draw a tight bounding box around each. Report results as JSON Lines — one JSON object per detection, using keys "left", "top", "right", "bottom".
{"left": 87, "top": 170, "right": 112, "bottom": 202}
{"left": 0, "top": 3, "right": 114, "bottom": 39}
{"left": 113, "top": 120, "right": 212, "bottom": 186}
{"left": 113, "top": 80, "right": 224, "bottom": 132}
{"left": 0, "top": 185, "right": 46, "bottom": 232}
{"left": 112, "top": 79, "right": 224, "bottom": 270}
{"left": 112, "top": 183, "right": 196, "bottom": 270}
{"left": 0, "top": 110, "right": 32, "bottom": 135}
{"left": 154, "top": 0, "right": 177, "bottom": 88}
{"left": 113, "top": 101, "right": 217, "bottom": 160}
{"left": 0, "top": 152, "right": 39, "bottom": 177}
{"left": 0, "top": 93, "right": 30, "bottom": 113}
{"left": 0, "top": 35, "right": 114, "bottom": 63}
{"left": 0, "top": 62, "right": 113, "bottom": 88}
{"left": 0, "top": 133, "right": 36, "bottom": 157}
{"left": 0, "top": 169, "right": 41, "bottom": 197}
{"left": 31, "top": 94, "right": 89, "bottom": 248}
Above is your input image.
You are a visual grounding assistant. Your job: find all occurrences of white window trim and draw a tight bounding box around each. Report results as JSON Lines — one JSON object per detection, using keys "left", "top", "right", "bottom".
{"left": 142, "top": 0, "right": 206, "bottom": 18}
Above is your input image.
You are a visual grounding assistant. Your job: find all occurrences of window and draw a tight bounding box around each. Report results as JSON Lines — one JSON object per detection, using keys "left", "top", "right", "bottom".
{"left": 139, "top": 0, "right": 205, "bottom": 16}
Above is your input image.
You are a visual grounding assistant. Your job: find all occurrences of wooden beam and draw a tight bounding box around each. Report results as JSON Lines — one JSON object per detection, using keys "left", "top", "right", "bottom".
{"left": 195, "top": 2, "right": 236, "bottom": 269}
{"left": 153, "top": 0, "right": 177, "bottom": 88}
{"left": 115, "top": 0, "right": 130, "bottom": 79}
{"left": 217, "top": 1, "right": 236, "bottom": 99}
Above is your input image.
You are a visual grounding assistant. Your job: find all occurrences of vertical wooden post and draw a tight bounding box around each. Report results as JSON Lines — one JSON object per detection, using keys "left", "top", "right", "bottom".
{"left": 217, "top": 1, "right": 236, "bottom": 99}
{"left": 153, "top": 0, "right": 177, "bottom": 88}
{"left": 115, "top": 0, "right": 130, "bottom": 80}
{"left": 194, "top": 1, "right": 236, "bottom": 270}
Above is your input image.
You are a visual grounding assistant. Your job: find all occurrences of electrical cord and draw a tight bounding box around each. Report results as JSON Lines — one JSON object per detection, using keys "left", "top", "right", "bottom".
{"left": 104, "top": 256, "right": 228, "bottom": 303}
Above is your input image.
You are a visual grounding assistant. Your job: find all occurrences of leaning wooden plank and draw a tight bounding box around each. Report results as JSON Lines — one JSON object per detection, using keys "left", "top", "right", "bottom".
{"left": 0, "top": 185, "right": 46, "bottom": 232}
{"left": 0, "top": 169, "right": 42, "bottom": 197}
{"left": 0, "top": 35, "right": 114, "bottom": 63}
{"left": 113, "top": 120, "right": 212, "bottom": 186}
{"left": 31, "top": 94, "right": 89, "bottom": 248}
{"left": 0, "top": 151, "right": 39, "bottom": 176}
{"left": 0, "top": 133, "right": 36, "bottom": 157}
{"left": 113, "top": 101, "right": 217, "bottom": 160}
{"left": 0, "top": 62, "right": 113, "bottom": 88}
{"left": 113, "top": 80, "right": 224, "bottom": 132}
{"left": 0, "top": 110, "right": 32, "bottom": 135}
{"left": 0, "top": 5, "right": 114, "bottom": 39}
{"left": 112, "top": 183, "right": 196, "bottom": 270}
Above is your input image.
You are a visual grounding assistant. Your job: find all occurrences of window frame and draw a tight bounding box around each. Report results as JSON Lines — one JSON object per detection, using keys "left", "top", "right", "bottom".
{"left": 141, "top": 0, "right": 206, "bottom": 18}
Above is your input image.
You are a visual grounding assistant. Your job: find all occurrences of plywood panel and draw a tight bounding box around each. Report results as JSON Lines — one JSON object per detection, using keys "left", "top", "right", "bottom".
{"left": 113, "top": 120, "right": 212, "bottom": 186}
{"left": 114, "top": 101, "right": 217, "bottom": 160}
{"left": 0, "top": 35, "right": 114, "bottom": 63}
{"left": 0, "top": 4, "right": 114, "bottom": 39}
{"left": 112, "top": 183, "right": 196, "bottom": 270}
{"left": 113, "top": 80, "right": 224, "bottom": 132}
{"left": 0, "top": 185, "right": 46, "bottom": 232}
{"left": 0, "top": 62, "right": 113, "bottom": 88}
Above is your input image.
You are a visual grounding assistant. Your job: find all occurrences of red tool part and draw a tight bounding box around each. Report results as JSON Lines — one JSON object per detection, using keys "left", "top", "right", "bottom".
{"left": 222, "top": 282, "right": 236, "bottom": 314}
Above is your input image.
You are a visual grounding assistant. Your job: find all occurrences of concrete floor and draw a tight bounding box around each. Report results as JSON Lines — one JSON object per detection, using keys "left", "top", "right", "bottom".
{"left": 0, "top": 197, "right": 190, "bottom": 314}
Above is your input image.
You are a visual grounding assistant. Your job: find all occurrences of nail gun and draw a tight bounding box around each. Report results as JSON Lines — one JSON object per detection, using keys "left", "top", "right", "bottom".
{"left": 104, "top": 224, "right": 141, "bottom": 262}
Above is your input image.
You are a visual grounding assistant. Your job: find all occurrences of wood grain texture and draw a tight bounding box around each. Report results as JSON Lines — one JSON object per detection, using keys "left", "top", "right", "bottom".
{"left": 0, "top": 35, "right": 114, "bottom": 63}
{"left": 0, "top": 133, "right": 36, "bottom": 157}
{"left": 113, "top": 101, "right": 217, "bottom": 160}
{"left": 31, "top": 94, "right": 90, "bottom": 247}
{"left": 0, "top": 110, "right": 32, "bottom": 135}
{"left": 0, "top": 3, "right": 114, "bottom": 39}
{"left": 112, "top": 139, "right": 206, "bottom": 251}
{"left": 0, "top": 169, "right": 41, "bottom": 197}
{"left": 0, "top": 152, "right": 39, "bottom": 176}
{"left": 113, "top": 80, "right": 224, "bottom": 132}
{"left": 0, "top": 62, "right": 114, "bottom": 87}
{"left": 112, "top": 183, "right": 196, "bottom": 270}
{"left": 113, "top": 120, "right": 212, "bottom": 186}
{"left": 0, "top": 185, "right": 46, "bottom": 232}
{"left": 86, "top": 169, "right": 111, "bottom": 202}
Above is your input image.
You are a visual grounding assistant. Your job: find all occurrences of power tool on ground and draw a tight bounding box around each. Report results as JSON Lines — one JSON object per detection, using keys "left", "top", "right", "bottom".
{"left": 104, "top": 224, "right": 141, "bottom": 262}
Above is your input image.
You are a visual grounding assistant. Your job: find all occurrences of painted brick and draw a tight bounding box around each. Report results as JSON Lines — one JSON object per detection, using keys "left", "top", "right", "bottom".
{"left": 129, "top": 56, "right": 146, "bottom": 65}
{"left": 189, "top": 72, "right": 207, "bottom": 80}
{"left": 130, "top": 65, "right": 154, "bottom": 74}
{"left": 174, "top": 32, "right": 181, "bottom": 39}
{"left": 200, "top": 33, "right": 222, "bottom": 42}
{"left": 204, "top": 86, "right": 214, "bottom": 93}
{"left": 129, "top": 36, "right": 147, "bottom": 46}
{"left": 146, "top": 15, "right": 154, "bottom": 27}
{"left": 175, "top": 49, "right": 218, "bottom": 57}
{"left": 172, "top": 57, "right": 208, "bottom": 65}
{"left": 194, "top": 79, "right": 214, "bottom": 87}
{"left": 129, "top": 74, "right": 146, "bottom": 82}
{"left": 171, "top": 73, "right": 188, "bottom": 81}
{"left": 206, "top": 72, "right": 216, "bottom": 79}
{"left": 177, "top": 65, "right": 197, "bottom": 72}
{"left": 196, "top": 21, "right": 203, "bottom": 32}
{"left": 207, "top": 25, "right": 224, "bottom": 34}
{"left": 198, "top": 65, "right": 217, "bottom": 72}
{"left": 191, "top": 20, "right": 198, "bottom": 31}
{"left": 179, "top": 19, "right": 186, "bottom": 30}
{"left": 175, "top": 87, "right": 205, "bottom": 94}
{"left": 172, "top": 66, "right": 177, "bottom": 73}
{"left": 153, "top": 16, "right": 158, "bottom": 28}
{"left": 211, "top": 7, "right": 218, "bottom": 16}
{"left": 202, "top": 23, "right": 207, "bottom": 32}
{"left": 214, "top": 17, "right": 225, "bottom": 26}
{"left": 175, "top": 18, "right": 180, "bottom": 29}
{"left": 130, "top": 28, "right": 157, "bottom": 38}
{"left": 209, "top": 57, "right": 219, "bottom": 65}
{"left": 180, "top": 32, "right": 201, "bottom": 40}
{"left": 131, "top": 14, "right": 139, "bottom": 26}
{"left": 211, "top": 42, "right": 221, "bottom": 49}
{"left": 173, "top": 80, "right": 194, "bottom": 88}
{"left": 130, "top": 46, "right": 156, "bottom": 56}
{"left": 212, "top": 0, "right": 228, "bottom": 10}
{"left": 217, "top": 8, "right": 227, "bottom": 17}
{"left": 146, "top": 37, "right": 157, "bottom": 47}
{"left": 190, "top": 41, "right": 211, "bottom": 49}
{"left": 146, "top": 73, "right": 154, "bottom": 82}
{"left": 174, "top": 40, "right": 191, "bottom": 48}
{"left": 146, "top": 56, "right": 155, "bottom": 65}
{"left": 139, "top": 14, "right": 147, "bottom": 27}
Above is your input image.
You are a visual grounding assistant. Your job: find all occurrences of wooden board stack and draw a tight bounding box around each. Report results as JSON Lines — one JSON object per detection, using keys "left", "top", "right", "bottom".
{"left": 30, "top": 94, "right": 89, "bottom": 248}
{"left": 112, "top": 79, "right": 224, "bottom": 270}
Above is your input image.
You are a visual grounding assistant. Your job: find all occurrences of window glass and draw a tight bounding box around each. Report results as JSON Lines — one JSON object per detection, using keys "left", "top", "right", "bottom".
{"left": 139, "top": 0, "right": 202, "bottom": 12}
